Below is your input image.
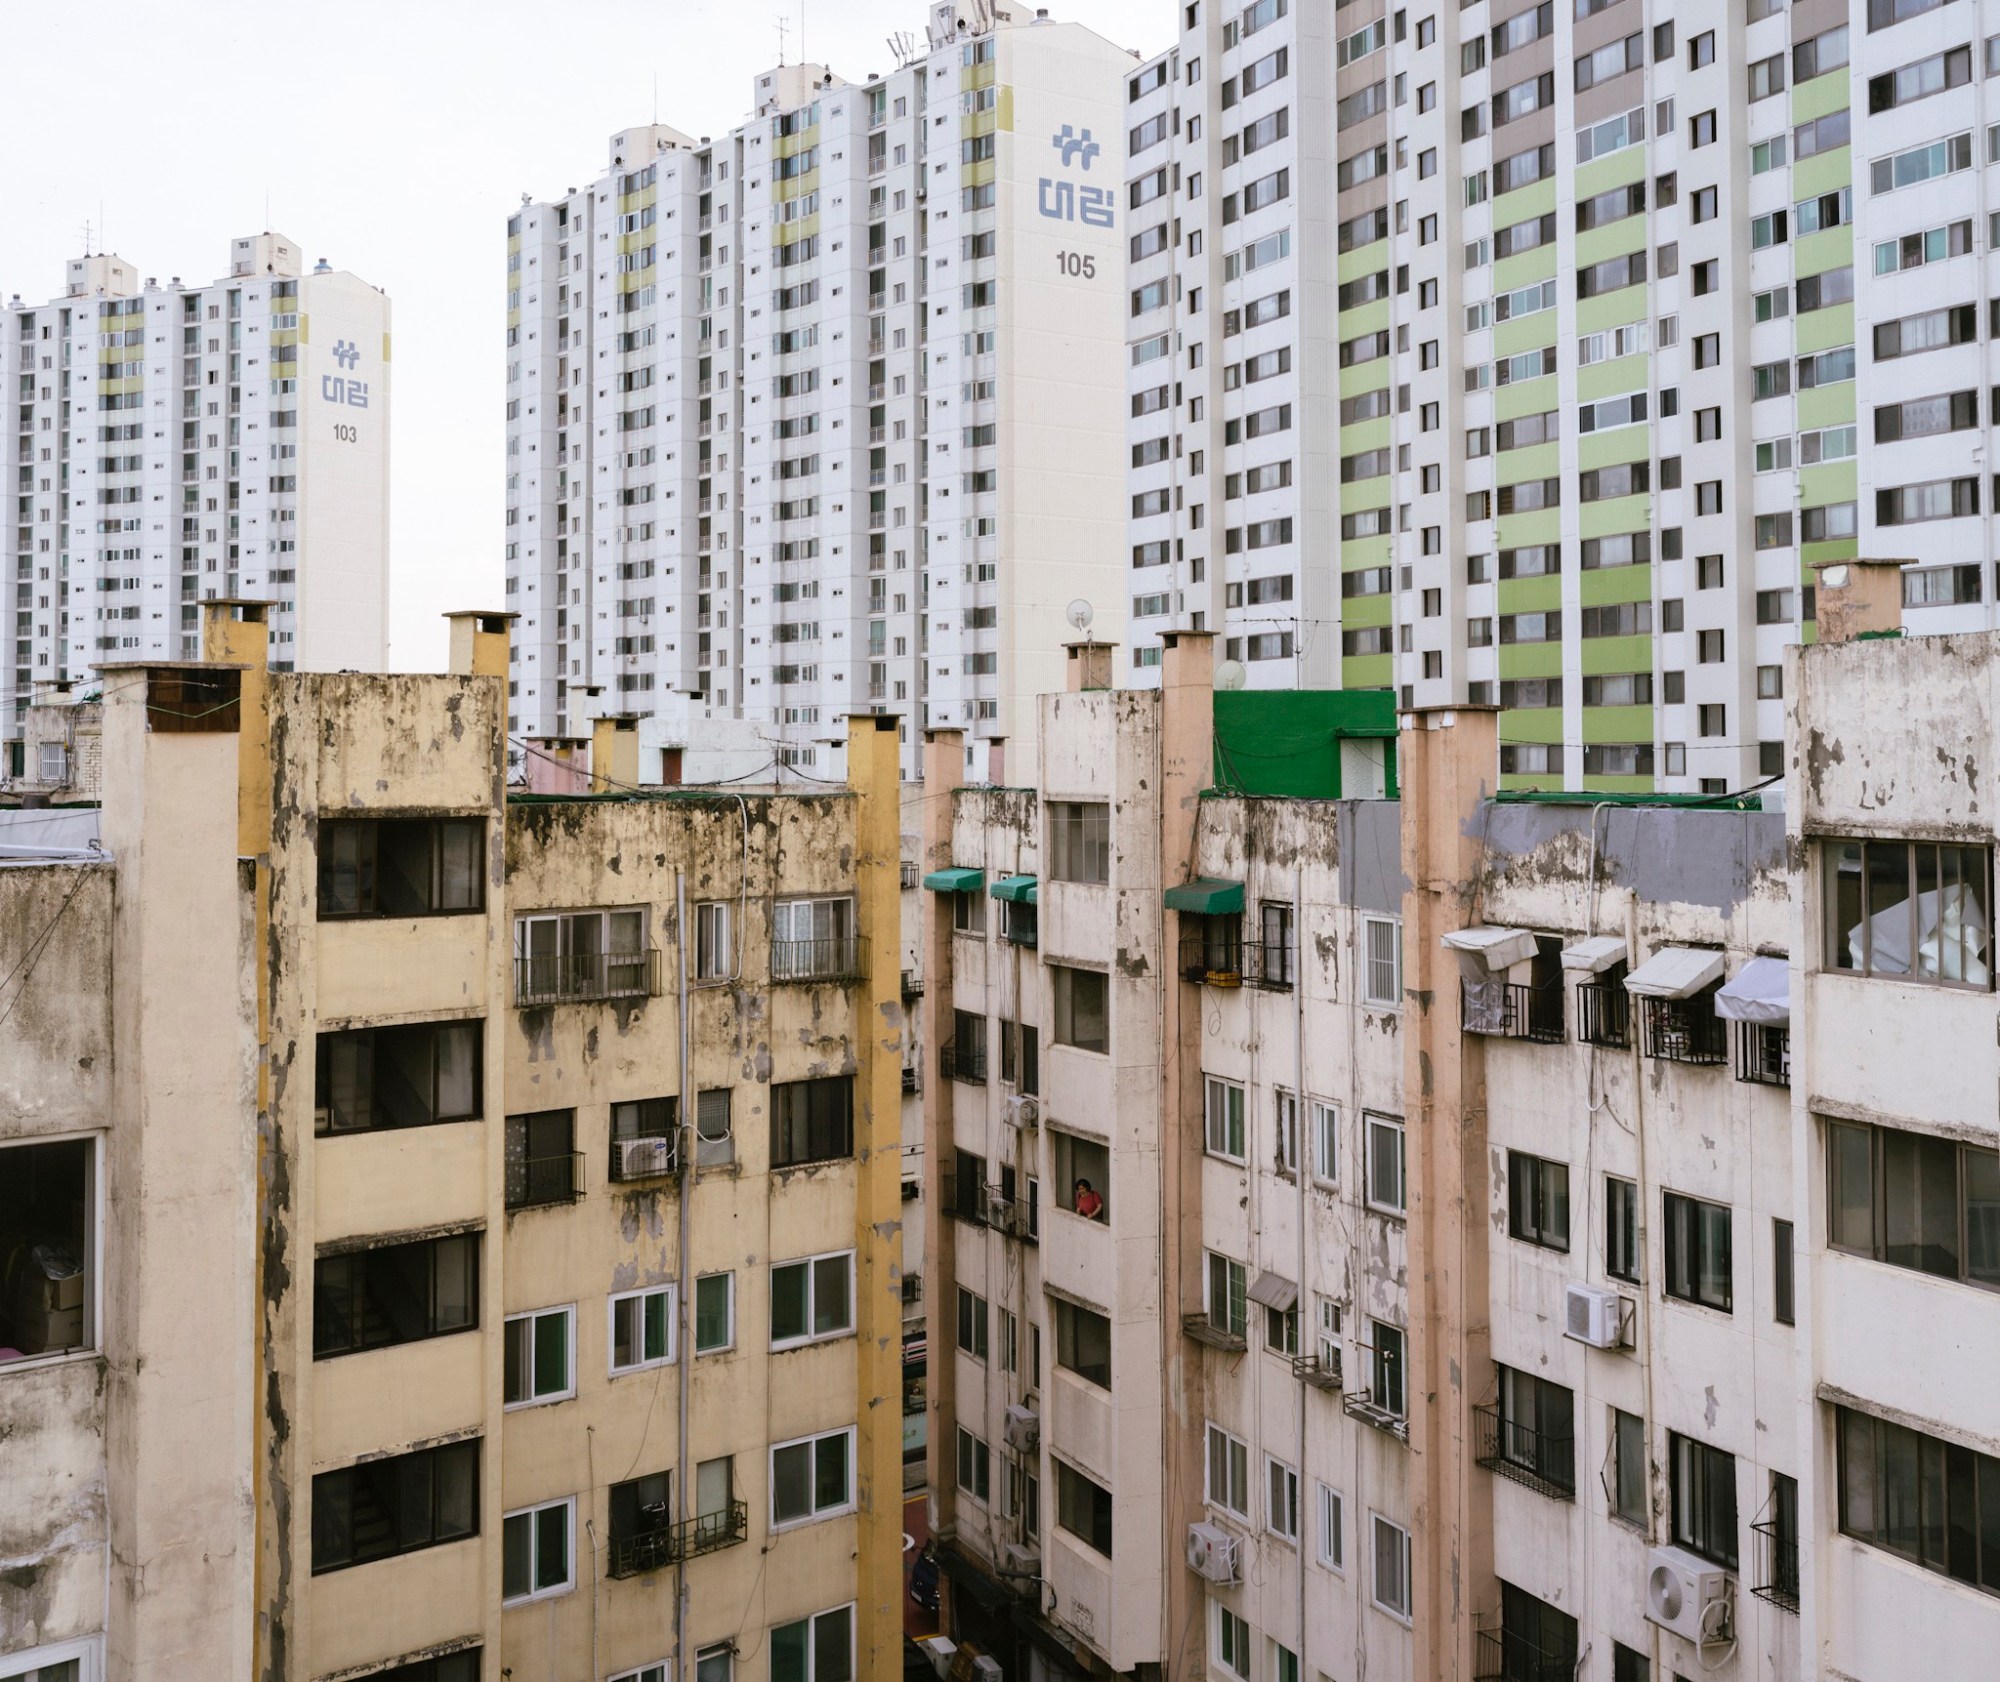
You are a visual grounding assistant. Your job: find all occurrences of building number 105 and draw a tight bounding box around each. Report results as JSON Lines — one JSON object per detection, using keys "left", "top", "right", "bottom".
{"left": 1055, "top": 251, "right": 1097, "bottom": 278}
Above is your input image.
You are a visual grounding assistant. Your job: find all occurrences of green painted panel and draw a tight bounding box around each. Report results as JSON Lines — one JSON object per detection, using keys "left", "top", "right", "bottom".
{"left": 1581, "top": 634, "right": 1653, "bottom": 675}
{"left": 1794, "top": 303, "right": 1854, "bottom": 355}
{"left": 1493, "top": 247, "right": 1558, "bottom": 294}
{"left": 1338, "top": 240, "right": 1390, "bottom": 285}
{"left": 1343, "top": 654, "right": 1393, "bottom": 688}
{"left": 1582, "top": 705, "right": 1656, "bottom": 744}
{"left": 1577, "top": 428, "right": 1649, "bottom": 471}
{"left": 1577, "top": 354, "right": 1650, "bottom": 401}
{"left": 1501, "top": 706, "right": 1566, "bottom": 744}
{"left": 1497, "top": 506, "right": 1561, "bottom": 546}
{"left": 1573, "top": 223, "right": 1646, "bottom": 271}
{"left": 1498, "top": 642, "right": 1564, "bottom": 679}
{"left": 1578, "top": 563, "right": 1653, "bottom": 607}
{"left": 1797, "top": 382, "right": 1856, "bottom": 431}
{"left": 1581, "top": 774, "right": 1659, "bottom": 794}
{"left": 1341, "top": 536, "right": 1393, "bottom": 570}
{"left": 1339, "top": 416, "right": 1393, "bottom": 454}
{"left": 1495, "top": 375, "right": 1558, "bottom": 422}
{"left": 1497, "top": 441, "right": 1561, "bottom": 481}
{"left": 1498, "top": 574, "right": 1562, "bottom": 613}
{"left": 1339, "top": 362, "right": 1393, "bottom": 399}
{"left": 1579, "top": 495, "right": 1651, "bottom": 539}
{"left": 1575, "top": 285, "right": 1647, "bottom": 334}
{"left": 1801, "top": 537, "right": 1859, "bottom": 570}
{"left": 1492, "top": 176, "right": 1559, "bottom": 221}
{"left": 1494, "top": 311, "right": 1560, "bottom": 359}
{"left": 1575, "top": 145, "right": 1647, "bottom": 197}
{"left": 1799, "top": 460, "right": 1858, "bottom": 505}
{"left": 1794, "top": 226, "right": 1853, "bottom": 276}
{"left": 1342, "top": 298, "right": 1391, "bottom": 337}
{"left": 1342, "top": 592, "right": 1393, "bottom": 629}
{"left": 1791, "top": 74, "right": 1849, "bottom": 124}
{"left": 1792, "top": 147, "right": 1852, "bottom": 202}
{"left": 1343, "top": 472, "right": 1390, "bottom": 506}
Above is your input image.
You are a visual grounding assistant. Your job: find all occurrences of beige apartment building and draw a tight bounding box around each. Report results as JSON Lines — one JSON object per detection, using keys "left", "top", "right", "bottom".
{"left": 918, "top": 588, "right": 1999, "bottom": 1681}
{"left": 0, "top": 604, "right": 904, "bottom": 1682}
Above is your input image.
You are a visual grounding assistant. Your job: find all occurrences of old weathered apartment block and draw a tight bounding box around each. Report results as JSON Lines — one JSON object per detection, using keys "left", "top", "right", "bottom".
{"left": 917, "top": 589, "right": 1998, "bottom": 1681}
{"left": 0, "top": 604, "right": 907, "bottom": 1682}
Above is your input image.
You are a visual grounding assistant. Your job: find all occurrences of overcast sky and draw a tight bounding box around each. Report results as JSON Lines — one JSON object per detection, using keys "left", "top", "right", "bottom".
{"left": 0, "top": 0, "right": 1164, "bottom": 670}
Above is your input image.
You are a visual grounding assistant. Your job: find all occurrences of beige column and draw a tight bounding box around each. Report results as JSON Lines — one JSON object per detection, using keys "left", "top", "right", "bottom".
{"left": 1401, "top": 703, "right": 1500, "bottom": 1682}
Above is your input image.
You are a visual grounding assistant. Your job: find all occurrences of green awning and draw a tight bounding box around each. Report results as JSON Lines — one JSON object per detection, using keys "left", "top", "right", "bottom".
{"left": 922, "top": 867, "right": 985, "bottom": 893}
{"left": 990, "top": 875, "right": 1038, "bottom": 904}
{"left": 1163, "top": 878, "right": 1244, "bottom": 915}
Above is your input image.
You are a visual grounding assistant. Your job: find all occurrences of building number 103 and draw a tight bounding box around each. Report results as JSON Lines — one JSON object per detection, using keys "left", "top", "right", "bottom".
{"left": 1055, "top": 251, "right": 1097, "bottom": 278}
{"left": 333, "top": 423, "right": 361, "bottom": 443}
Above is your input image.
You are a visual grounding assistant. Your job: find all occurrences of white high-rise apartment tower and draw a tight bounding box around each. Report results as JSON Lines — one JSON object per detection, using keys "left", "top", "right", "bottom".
{"left": 1, "top": 232, "right": 390, "bottom": 775}
{"left": 505, "top": 2, "right": 1132, "bottom": 784}
{"left": 1128, "top": 0, "right": 2000, "bottom": 793}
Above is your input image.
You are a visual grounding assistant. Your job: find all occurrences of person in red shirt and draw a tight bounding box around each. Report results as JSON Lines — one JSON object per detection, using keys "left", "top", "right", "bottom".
{"left": 1073, "top": 1178, "right": 1104, "bottom": 1220}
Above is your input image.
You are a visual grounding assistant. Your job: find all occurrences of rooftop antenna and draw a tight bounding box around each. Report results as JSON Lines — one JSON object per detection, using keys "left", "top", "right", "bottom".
{"left": 776, "top": 13, "right": 789, "bottom": 65}
{"left": 78, "top": 218, "right": 92, "bottom": 255}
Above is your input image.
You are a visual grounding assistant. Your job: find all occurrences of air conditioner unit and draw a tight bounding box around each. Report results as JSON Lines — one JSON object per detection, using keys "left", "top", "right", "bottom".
{"left": 970, "top": 1658, "right": 1003, "bottom": 1682}
{"left": 1003, "top": 1094, "right": 1039, "bottom": 1130}
{"left": 1000, "top": 1540, "right": 1041, "bottom": 1580}
{"left": 1645, "top": 1545, "right": 1733, "bottom": 1644}
{"left": 982, "top": 1184, "right": 1013, "bottom": 1227}
{"left": 1564, "top": 1281, "right": 1625, "bottom": 1349}
{"left": 619, "top": 1136, "right": 676, "bottom": 1179}
{"left": 1187, "top": 1520, "right": 1241, "bottom": 1584}
{"left": 1004, "top": 1403, "right": 1040, "bottom": 1453}
{"left": 917, "top": 1636, "right": 957, "bottom": 1679}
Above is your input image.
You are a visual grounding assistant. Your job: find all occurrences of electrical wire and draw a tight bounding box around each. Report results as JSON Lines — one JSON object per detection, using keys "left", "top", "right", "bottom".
{"left": 0, "top": 866, "right": 93, "bottom": 1034}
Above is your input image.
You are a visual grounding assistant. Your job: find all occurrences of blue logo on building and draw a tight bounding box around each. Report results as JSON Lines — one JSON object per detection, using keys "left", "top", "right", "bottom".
{"left": 1039, "top": 123, "right": 1114, "bottom": 227}
{"left": 332, "top": 338, "right": 361, "bottom": 370}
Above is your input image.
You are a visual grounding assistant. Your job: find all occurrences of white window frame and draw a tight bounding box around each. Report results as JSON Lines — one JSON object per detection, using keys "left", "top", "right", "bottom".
{"left": 1362, "top": 914, "right": 1403, "bottom": 1006}
{"left": 769, "top": 1604, "right": 854, "bottom": 1682}
{"left": 1317, "top": 1482, "right": 1345, "bottom": 1571}
{"left": 693, "top": 1270, "right": 735, "bottom": 1354}
{"left": 770, "top": 1425, "right": 857, "bottom": 1528}
{"left": 694, "top": 1644, "right": 734, "bottom": 1682}
{"left": 956, "top": 1425, "right": 993, "bottom": 1503}
{"left": 694, "top": 899, "right": 733, "bottom": 981}
{"left": 768, "top": 1248, "right": 856, "bottom": 1350}
{"left": 0, "top": 1128, "right": 102, "bottom": 1366}
{"left": 1267, "top": 1454, "right": 1301, "bottom": 1541}
{"left": 1214, "top": 1601, "right": 1252, "bottom": 1679}
{"left": 502, "top": 1496, "right": 576, "bottom": 1604}
{"left": 1316, "top": 1296, "right": 1342, "bottom": 1371}
{"left": 608, "top": 1283, "right": 676, "bottom": 1374}
{"left": 1365, "top": 1113, "right": 1407, "bottom": 1215}
{"left": 1204, "top": 1075, "right": 1247, "bottom": 1161}
{"left": 1205, "top": 1421, "right": 1251, "bottom": 1517}
{"left": 1311, "top": 1098, "right": 1339, "bottom": 1183}
{"left": 1273, "top": 1087, "right": 1299, "bottom": 1173}
{"left": 1371, "top": 1513, "right": 1413, "bottom": 1620}
{"left": 502, "top": 1303, "right": 576, "bottom": 1409}
{"left": 610, "top": 1665, "right": 668, "bottom": 1682}
{"left": 0, "top": 1635, "right": 103, "bottom": 1682}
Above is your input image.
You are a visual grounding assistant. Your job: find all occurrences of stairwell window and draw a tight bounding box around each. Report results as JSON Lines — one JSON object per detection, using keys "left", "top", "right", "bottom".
{"left": 313, "top": 1230, "right": 478, "bottom": 1359}
{"left": 314, "top": 1440, "right": 480, "bottom": 1575}
{"left": 1048, "top": 800, "right": 1110, "bottom": 882}
{"left": 318, "top": 817, "right": 484, "bottom": 918}
{"left": 1823, "top": 838, "right": 1993, "bottom": 986}
{"left": 770, "top": 1077, "right": 853, "bottom": 1167}
{"left": 1056, "top": 1460, "right": 1114, "bottom": 1556}
{"left": 1052, "top": 965, "right": 1109, "bottom": 1052}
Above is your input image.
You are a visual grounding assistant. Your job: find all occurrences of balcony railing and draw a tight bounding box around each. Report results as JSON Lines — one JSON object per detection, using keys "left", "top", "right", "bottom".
{"left": 940, "top": 1039, "right": 987, "bottom": 1085}
{"left": 506, "top": 1150, "right": 585, "bottom": 1211}
{"left": 1341, "top": 1388, "right": 1410, "bottom": 1441}
{"left": 941, "top": 1169, "right": 985, "bottom": 1228}
{"left": 1642, "top": 992, "right": 1727, "bottom": 1065}
{"left": 1473, "top": 1403, "right": 1576, "bottom": 1501}
{"left": 606, "top": 1500, "right": 750, "bottom": 1578}
{"left": 1474, "top": 1628, "right": 1576, "bottom": 1682}
{"left": 1462, "top": 978, "right": 1565, "bottom": 1043}
{"left": 1179, "top": 935, "right": 1295, "bottom": 989}
{"left": 771, "top": 936, "right": 865, "bottom": 983}
{"left": 608, "top": 1133, "right": 679, "bottom": 1184}
{"left": 1575, "top": 979, "right": 1630, "bottom": 1049}
{"left": 515, "top": 948, "right": 663, "bottom": 1007}
{"left": 1751, "top": 1518, "right": 1800, "bottom": 1613}
{"left": 1291, "top": 1349, "right": 1342, "bottom": 1392}
{"left": 1735, "top": 1022, "right": 1790, "bottom": 1087}
{"left": 901, "top": 1064, "right": 921, "bottom": 1096}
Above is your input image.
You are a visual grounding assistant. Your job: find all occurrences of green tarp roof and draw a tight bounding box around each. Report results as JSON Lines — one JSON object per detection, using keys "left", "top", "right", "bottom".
{"left": 1163, "top": 878, "right": 1245, "bottom": 915}
{"left": 923, "top": 867, "right": 984, "bottom": 893}
{"left": 990, "top": 875, "right": 1038, "bottom": 904}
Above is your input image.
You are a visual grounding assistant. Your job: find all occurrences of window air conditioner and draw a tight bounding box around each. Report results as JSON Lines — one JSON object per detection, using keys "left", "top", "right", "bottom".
{"left": 1564, "top": 1281, "right": 1624, "bottom": 1349}
{"left": 1004, "top": 1094, "right": 1039, "bottom": 1130}
{"left": 1187, "top": 1520, "right": 1241, "bottom": 1584}
{"left": 1004, "top": 1403, "right": 1040, "bottom": 1453}
{"left": 1645, "top": 1544, "right": 1733, "bottom": 1644}
{"left": 981, "top": 1183, "right": 1013, "bottom": 1227}
{"left": 619, "top": 1136, "right": 675, "bottom": 1178}
{"left": 1000, "top": 1541, "right": 1041, "bottom": 1580}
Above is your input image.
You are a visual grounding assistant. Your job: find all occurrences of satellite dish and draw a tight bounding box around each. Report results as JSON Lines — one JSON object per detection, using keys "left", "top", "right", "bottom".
{"left": 1215, "top": 660, "right": 1248, "bottom": 692}
{"left": 1065, "top": 599, "right": 1095, "bottom": 635}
